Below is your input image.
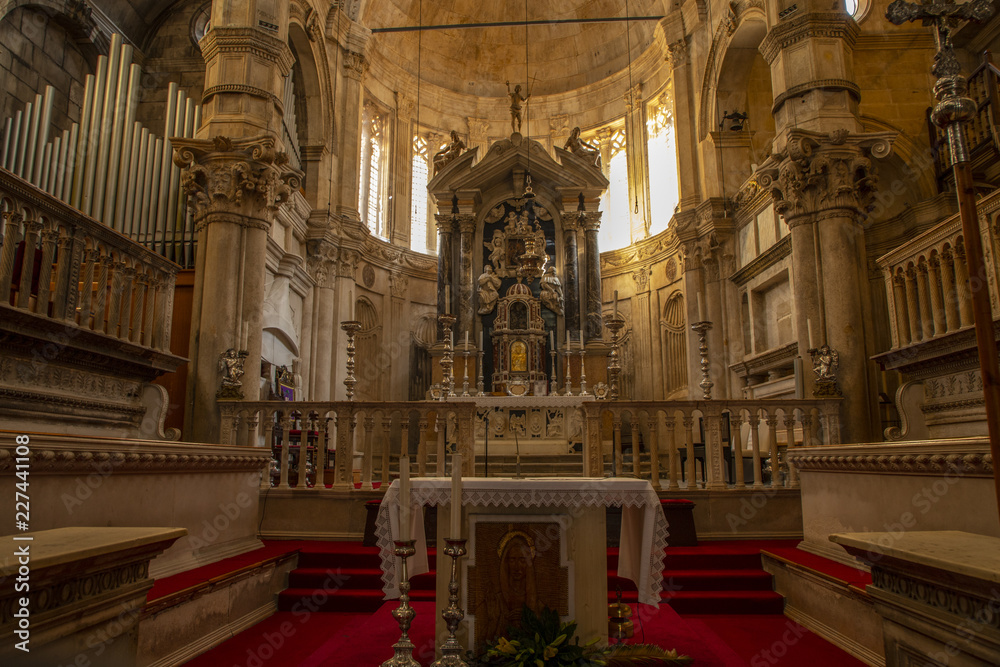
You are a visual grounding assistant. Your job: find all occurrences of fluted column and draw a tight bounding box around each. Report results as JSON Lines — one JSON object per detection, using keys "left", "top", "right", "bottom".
{"left": 457, "top": 215, "right": 476, "bottom": 337}
{"left": 904, "top": 266, "right": 922, "bottom": 341}
{"left": 893, "top": 274, "right": 912, "bottom": 346}
{"left": 941, "top": 248, "right": 961, "bottom": 331}
{"left": 916, "top": 261, "right": 934, "bottom": 339}
{"left": 927, "top": 256, "right": 947, "bottom": 336}
{"left": 955, "top": 240, "right": 975, "bottom": 326}
{"left": 306, "top": 241, "right": 338, "bottom": 400}
{"left": 561, "top": 212, "right": 581, "bottom": 333}
{"left": 436, "top": 214, "right": 454, "bottom": 319}
{"left": 581, "top": 212, "right": 603, "bottom": 340}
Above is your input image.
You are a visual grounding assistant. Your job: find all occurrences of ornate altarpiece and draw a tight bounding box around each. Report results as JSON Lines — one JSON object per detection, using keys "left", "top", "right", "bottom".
{"left": 427, "top": 133, "right": 608, "bottom": 395}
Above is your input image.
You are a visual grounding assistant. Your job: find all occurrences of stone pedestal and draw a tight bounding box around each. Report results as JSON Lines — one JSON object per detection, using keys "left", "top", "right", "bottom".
{"left": 832, "top": 531, "right": 1000, "bottom": 667}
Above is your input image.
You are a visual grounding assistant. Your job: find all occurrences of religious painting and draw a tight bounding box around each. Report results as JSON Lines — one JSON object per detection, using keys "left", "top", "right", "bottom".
{"left": 510, "top": 302, "right": 528, "bottom": 330}
{"left": 510, "top": 341, "right": 527, "bottom": 372}
{"left": 506, "top": 237, "right": 525, "bottom": 268}
{"left": 467, "top": 520, "right": 569, "bottom": 650}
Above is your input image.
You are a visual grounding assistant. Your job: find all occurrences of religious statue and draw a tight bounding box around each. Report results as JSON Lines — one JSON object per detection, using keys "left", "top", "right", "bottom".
{"left": 564, "top": 126, "right": 600, "bottom": 167}
{"left": 505, "top": 81, "right": 530, "bottom": 134}
{"left": 432, "top": 130, "right": 466, "bottom": 175}
{"left": 217, "top": 348, "right": 249, "bottom": 399}
{"left": 477, "top": 264, "right": 502, "bottom": 314}
{"left": 485, "top": 229, "right": 505, "bottom": 268}
{"left": 475, "top": 530, "right": 539, "bottom": 644}
{"left": 540, "top": 265, "right": 564, "bottom": 315}
{"left": 810, "top": 344, "right": 842, "bottom": 397}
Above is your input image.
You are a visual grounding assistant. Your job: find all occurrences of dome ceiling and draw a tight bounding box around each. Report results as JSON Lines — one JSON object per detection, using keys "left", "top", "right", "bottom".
{"left": 363, "top": 0, "right": 665, "bottom": 98}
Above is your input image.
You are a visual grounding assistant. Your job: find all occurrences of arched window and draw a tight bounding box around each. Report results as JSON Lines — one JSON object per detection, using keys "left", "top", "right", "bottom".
{"left": 647, "top": 96, "right": 679, "bottom": 236}
{"left": 359, "top": 102, "right": 388, "bottom": 238}
{"left": 598, "top": 127, "right": 629, "bottom": 251}
{"left": 410, "top": 132, "right": 447, "bottom": 255}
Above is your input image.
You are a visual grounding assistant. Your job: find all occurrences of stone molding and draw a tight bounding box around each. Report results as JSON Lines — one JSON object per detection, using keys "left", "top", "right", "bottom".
{"left": 600, "top": 227, "right": 681, "bottom": 273}
{"left": 788, "top": 447, "right": 992, "bottom": 476}
{"left": 869, "top": 567, "right": 1000, "bottom": 633}
{"left": 730, "top": 235, "right": 792, "bottom": 286}
{"left": 771, "top": 79, "right": 861, "bottom": 116}
{"left": 199, "top": 27, "right": 296, "bottom": 74}
{"left": 173, "top": 136, "right": 303, "bottom": 229}
{"left": 202, "top": 84, "right": 283, "bottom": 112}
{"left": 0, "top": 436, "right": 270, "bottom": 475}
{"left": 759, "top": 12, "right": 860, "bottom": 65}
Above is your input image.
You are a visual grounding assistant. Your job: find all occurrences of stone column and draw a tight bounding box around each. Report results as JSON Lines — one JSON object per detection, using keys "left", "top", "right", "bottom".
{"left": 175, "top": 137, "right": 302, "bottom": 442}
{"left": 391, "top": 95, "right": 415, "bottom": 247}
{"left": 892, "top": 274, "right": 912, "bottom": 346}
{"left": 436, "top": 214, "right": 454, "bottom": 318}
{"left": 927, "top": 256, "right": 947, "bottom": 335}
{"left": 560, "top": 212, "right": 581, "bottom": 333}
{"left": 655, "top": 20, "right": 698, "bottom": 211}
{"left": 389, "top": 271, "right": 409, "bottom": 400}
{"left": 788, "top": 217, "right": 821, "bottom": 396}
{"left": 581, "top": 212, "right": 603, "bottom": 341}
{"left": 456, "top": 214, "right": 476, "bottom": 338}
{"left": 333, "top": 249, "right": 359, "bottom": 400}
{"left": 306, "top": 241, "right": 338, "bottom": 400}
{"left": 766, "top": 129, "right": 894, "bottom": 444}
{"left": 623, "top": 84, "right": 650, "bottom": 241}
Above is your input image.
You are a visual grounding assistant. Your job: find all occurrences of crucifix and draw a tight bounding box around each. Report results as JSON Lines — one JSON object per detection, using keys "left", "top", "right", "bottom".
{"left": 886, "top": 0, "right": 1000, "bottom": 520}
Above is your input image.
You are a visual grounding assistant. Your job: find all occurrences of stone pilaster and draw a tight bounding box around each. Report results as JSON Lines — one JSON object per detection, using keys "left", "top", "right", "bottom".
{"left": 305, "top": 239, "right": 338, "bottom": 400}
{"left": 624, "top": 83, "right": 650, "bottom": 242}
{"left": 174, "top": 136, "right": 302, "bottom": 442}
{"left": 334, "top": 24, "right": 371, "bottom": 223}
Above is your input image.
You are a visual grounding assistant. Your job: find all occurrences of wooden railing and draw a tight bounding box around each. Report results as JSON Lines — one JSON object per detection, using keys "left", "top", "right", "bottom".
{"left": 0, "top": 167, "right": 178, "bottom": 351}
{"left": 221, "top": 397, "right": 841, "bottom": 492}
{"left": 877, "top": 189, "right": 1000, "bottom": 349}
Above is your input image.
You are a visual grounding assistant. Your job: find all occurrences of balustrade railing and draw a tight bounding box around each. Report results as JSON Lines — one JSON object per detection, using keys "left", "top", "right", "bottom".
{"left": 222, "top": 397, "right": 840, "bottom": 493}
{"left": 878, "top": 189, "right": 1000, "bottom": 349}
{"left": 0, "top": 167, "right": 177, "bottom": 350}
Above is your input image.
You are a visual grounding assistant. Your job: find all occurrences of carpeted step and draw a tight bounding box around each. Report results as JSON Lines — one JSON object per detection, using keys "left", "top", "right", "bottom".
{"left": 664, "top": 590, "right": 785, "bottom": 615}
{"left": 608, "top": 549, "right": 764, "bottom": 571}
{"left": 607, "top": 568, "right": 774, "bottom": 592}
{"left": 277, "top": 586, "right": 437, "bottom": 613}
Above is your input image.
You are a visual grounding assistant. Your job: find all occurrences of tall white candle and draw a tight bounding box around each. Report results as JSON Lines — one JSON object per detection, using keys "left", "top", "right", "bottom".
{"left": 579, "top": 330, "right": 584, "bottom": 351}
{"left": 465, "top": 331, "right": 469, "bottom": 350}
{"left": 349, "top": 289, "right": 354, "bottom": 320}
{"left": 479, "top": 330, "right": 483, "bottom": 349}
{"left": 807, "top": 319, "right": 815, "bottom": 349}
{"left": 550, "top": 331, "right": 555, "bottom": 351}
{"left": 399, "top": 456, "right": 410, "bottom": 542}
{"left": 450, "top": 453, "right": 463, "bottom": 537}
{"left": 566, "top": 330, "right": 570, "bottom": 349}
{"left": 445, "top": 285, "right": 451, "bottom": 314}
{"left": 613, "top": 290, "right": 619, "bottom": 317}
{"left": 697, "top": 292, "right": 705, "bottom": 322}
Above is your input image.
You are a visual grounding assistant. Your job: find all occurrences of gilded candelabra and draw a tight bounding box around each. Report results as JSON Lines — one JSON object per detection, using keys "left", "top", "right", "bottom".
{"left": 438, "top": 314, "right": 457, "bottom": 398}
{"left": 563, "top": 344, "right": 574, "bottom": 396}
{"left": 461, "top": 348, "right": 471, "bottom": 397}
{"left": 341, "top": 321, "right": 362, "bottom": 400}
{"left": 578, "top": 346, "right": 588, "bottom": 396}
{"left": 691, "top": 321, "right": 713, "bottom": 399}
{"left": 550, "top": 348, "right": 559, "bottom": 395}
{"left": 431, "top": 538, "right": 469, "bottom": 667}
{"left": 604, "top": 315, "right": 625, "bottom": 399}
{"left": 382, "top": 540, "right": 420, "bottom": 667}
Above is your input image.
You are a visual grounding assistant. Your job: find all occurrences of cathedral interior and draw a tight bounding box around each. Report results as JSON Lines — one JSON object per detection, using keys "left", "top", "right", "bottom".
{"left": 2, "top": 0, "right": 1000, "bottom": 664}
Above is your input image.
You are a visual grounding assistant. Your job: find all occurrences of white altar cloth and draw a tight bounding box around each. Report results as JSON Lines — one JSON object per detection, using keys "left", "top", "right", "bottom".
{"left": 375, "top": 477, "right": 669, "bottom": 606}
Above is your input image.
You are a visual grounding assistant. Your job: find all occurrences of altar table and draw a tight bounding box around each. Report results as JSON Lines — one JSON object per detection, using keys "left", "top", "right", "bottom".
{"left": 375, "top": 477, "right": 669, "bottom": 606}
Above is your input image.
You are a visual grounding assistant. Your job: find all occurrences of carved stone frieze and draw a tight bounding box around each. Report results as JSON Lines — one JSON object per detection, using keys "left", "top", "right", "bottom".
{"left": 0, "top": 441, "right": 270, "bottom": 475}
{"left": 787, "top": 450, "right": 992, "bottom": 476}
{"left": 173, "top": 135, "right": 303, "bottom": 229}
{"left": 761, "top": 129, "right": 894, "bottom": 224}
{"left": 869, "top": 567, "right": 1000, "bottom": 634}
{"left": 759, "top": 12, "right": 860, "bottom": 65}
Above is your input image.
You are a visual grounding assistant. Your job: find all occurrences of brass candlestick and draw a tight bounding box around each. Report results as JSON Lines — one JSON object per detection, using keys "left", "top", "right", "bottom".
{"left": 461, "top": 348, "right": 471, "bottom": 397}
{"left": 692, "top": 321, "right": 713, "bottom": 399}
{"left": 431, "top": 538, "right": 469, "bottom": 667}
{"left": 476, "top": 349, "right": 485, "bottom": 396}
{"left": 439, "top": 314, "right": 457, "bottom": 398}
{"left": 604, "top": 315, "right": 625, "bottom": 399}
{"left": 382, "top": 539, "right": 420, "bottom": 667}
{"left": 578, "top": 346, "right": 589, "bottom": 396}
{"left": 550, "top": 347, "right": 559, "bottom": 395}
{"left": 341, "top": 321, "right": 362, "bottom": 400}
{"left": 563, "top": 344, "right": 574, "bottom": 396}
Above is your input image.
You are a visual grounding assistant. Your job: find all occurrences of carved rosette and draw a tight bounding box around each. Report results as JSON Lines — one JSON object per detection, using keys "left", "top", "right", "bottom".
{"left": 173, "top": 135, "right": 303, "bottom": 230}
{"left": 761, "top": 129, "right": 894, "bottom": 225}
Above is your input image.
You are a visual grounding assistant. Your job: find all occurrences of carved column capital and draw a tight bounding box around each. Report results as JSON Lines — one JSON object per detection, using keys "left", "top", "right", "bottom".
{"left": 631, "top": 267, "right": 652, "bottom": 293}
{"left": 456, "top": 215, "right": 477, "bottom": 234}
{"left": 389, "top": 271, "right": 408, "bottom": 298}
{"left": 580, "top": 211, "right": 602, "bottom": 232}
{"left": 667, "top": 38, "right": 689, "bottom": 67}
{"left": 467, "top": 117, "right": 490, "bottom": 142}
{"left": 306, "top": 239, "right": 338, "bottom": 289}
{"left": 763, "top": 129, "right": 894, "bottom": 224}
{"left": 560, "top": 211, "right": 581, "bottom": 231}
{"left": 173, "top": 135, "right": 302, "bottom": 230}
{"left": 434, "top": 213, "right": 455, "bottom": 234}
{"left": 337, "top": 249, "right": 360, "bottom": 278}
{"left": 342, "top": 49, "right": 368, "bottom": 80}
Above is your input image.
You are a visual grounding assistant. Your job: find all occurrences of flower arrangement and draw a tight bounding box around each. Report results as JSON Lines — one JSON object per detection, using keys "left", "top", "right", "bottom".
{"left": 466, "top": 606, "right": 693, "bottom": 666}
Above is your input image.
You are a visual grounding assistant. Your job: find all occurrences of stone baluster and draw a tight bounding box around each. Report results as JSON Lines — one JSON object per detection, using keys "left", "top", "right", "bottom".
{"left": 334, "top": 406, "right": 355, "bottom": 490}
{"left": 417, "top": 417, "right": 429, "bottom": 477}
{"left": 766, "top": 413, "right": 780, "bottom": 487}
{"left": 630, "top": 419, "right": 641, "bottom": 478}
{"left": 927, "top": 255, "right": 947, "bottom": 336}
{"left": 0, "top": 211, "right": 24, "bottom": 302}
{"left": 381, "top": 417, "right": 392, "bottom": 486}
{"left": 360, "top": 416, "right": 374, "bottom": 491}
{"left": 35, "top": 227, "right": 58, "bottom": 315}
{"left": 613, "top": 415, "right": 623, "bottom": 477}
{"left": 941, "top": 247, "right": 961, "bottom": 332}
{"left": 954, "top": 239, "right": 974, "bottom": 327}
{"left": 892, "top": 273, "right": 911, "bottom": 345}
{"left": 730, "top": 411, "right": 745, "bottom": 488}
{"left": 683, "top": 415, "right": 695, "bottom": 488}
{"left": 785, "top": 412, "right": 799, "bottom": 488}
{"left": 904, "top": 266, "right": 922, "bottom": 341}
{"left": 664, "top": 416, "right": 677, "bottom": 489}
{"left": 916, "top": 261, "right": 934, "bottom": 339}
{"left": 296, "top": 413, "right": 309, "bottom": 488}
{"left": 315, "top": 414, "right": 330, "bottom": 488}
{"left": 647, "top": 416, "right": 660, "bottom": 488}
{"left": 278, "top": 414, "right": 292, "bottom": 489}
{"left": 748, "top": 412, "right": 763, "bottom": 489}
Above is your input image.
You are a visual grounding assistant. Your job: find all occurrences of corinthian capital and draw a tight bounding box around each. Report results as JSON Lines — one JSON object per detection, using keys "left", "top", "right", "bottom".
{"left": 173, "top": 135, "right": 302, "bottom": 230}
{"left": 760, "top": 129, "right": 894, "bottom": 224}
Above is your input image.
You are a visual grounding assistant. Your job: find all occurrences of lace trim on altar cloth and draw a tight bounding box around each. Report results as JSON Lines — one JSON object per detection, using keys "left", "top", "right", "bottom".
{"left": 374, "top": 479, "right": 670, "bottom": 606}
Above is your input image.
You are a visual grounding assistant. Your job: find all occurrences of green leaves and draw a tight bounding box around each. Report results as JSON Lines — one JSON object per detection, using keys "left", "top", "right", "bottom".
{"left": 472, "top": 606, "right": 693, "bottom": 667}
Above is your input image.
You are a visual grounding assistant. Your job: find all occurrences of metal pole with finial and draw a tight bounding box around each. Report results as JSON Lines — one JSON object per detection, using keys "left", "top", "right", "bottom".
{"left": 887, "top": 0, "right": 1000, "bottom": 520}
